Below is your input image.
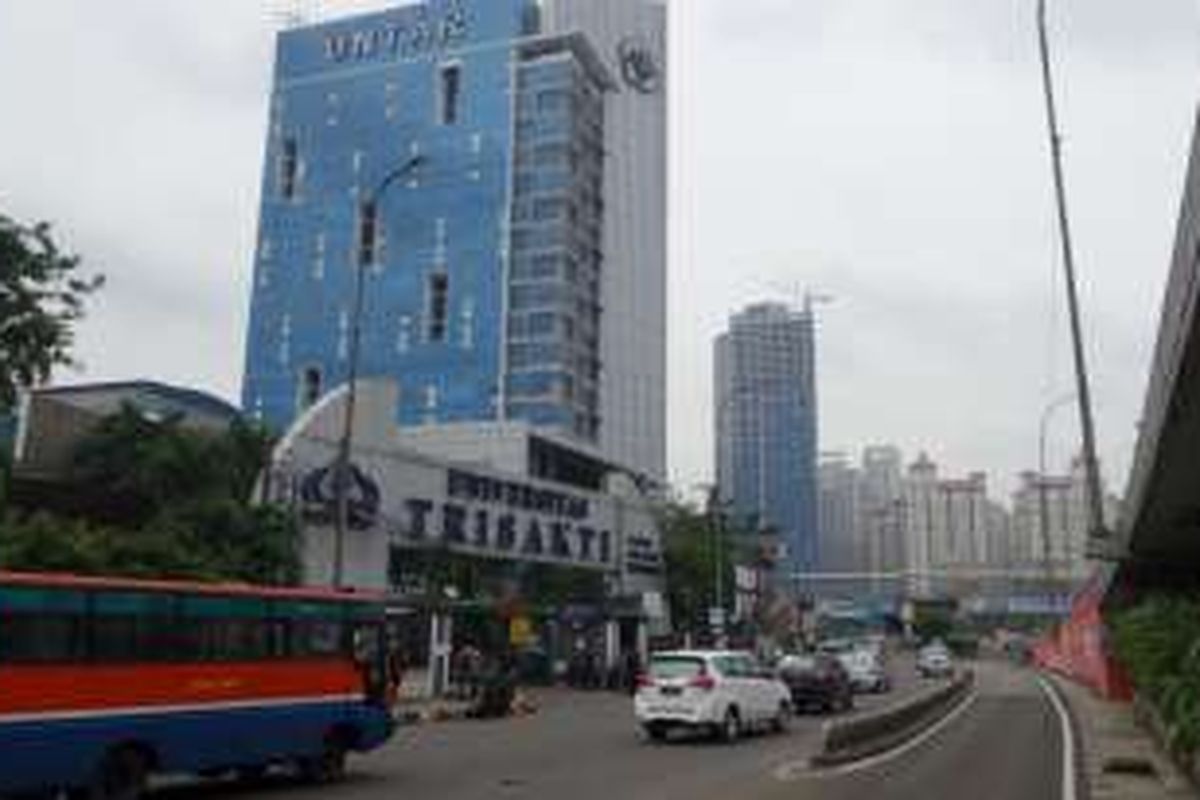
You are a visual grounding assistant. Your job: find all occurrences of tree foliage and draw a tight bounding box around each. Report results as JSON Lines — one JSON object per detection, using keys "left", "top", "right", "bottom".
{"left": 0, "top": 214, "right": 104, "bottom": 412}
{"left": 69, "top": 406, "right": 274, "bottom": 525}
{"left": 660, "top": 501, "right": 737, "bottom": 637}
{"left": 1, "top": 405, "right": 299, "bottom": 585}
{"left": 1111, "top": 594, "right": 1200, "bottom": 755}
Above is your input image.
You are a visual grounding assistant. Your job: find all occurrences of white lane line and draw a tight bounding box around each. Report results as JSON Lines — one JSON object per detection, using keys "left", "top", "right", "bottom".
{"left": 1036, "top": 675, "right": 1078, "bottom": 800}
{"left": 773, "top": 687, "right": 979, "bottom": 781}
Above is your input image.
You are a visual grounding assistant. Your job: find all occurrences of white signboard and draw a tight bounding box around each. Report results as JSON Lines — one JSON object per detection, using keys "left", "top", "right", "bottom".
{"left": 266, "top": 436, "right": 662, "bottom": 591}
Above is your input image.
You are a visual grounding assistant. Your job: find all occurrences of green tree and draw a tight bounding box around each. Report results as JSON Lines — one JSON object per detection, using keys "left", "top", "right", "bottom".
{"left": 0, "top": 214, "right": 104, "bottom": 412}
{"left": 0, "top": 405, "right": 300, "bottom": 585}
{"left": 660, "top": 500, "right": 735, "bottom": 638}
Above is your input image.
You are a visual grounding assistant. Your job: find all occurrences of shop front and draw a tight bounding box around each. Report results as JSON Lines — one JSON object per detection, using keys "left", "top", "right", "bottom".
{"left": 259, "top": 382, "right": 666, "bottom": 696}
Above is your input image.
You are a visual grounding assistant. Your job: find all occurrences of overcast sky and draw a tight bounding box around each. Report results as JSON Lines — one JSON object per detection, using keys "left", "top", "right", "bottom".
{"left": 0, "top": 1, "right": 1197, "bottom": 503}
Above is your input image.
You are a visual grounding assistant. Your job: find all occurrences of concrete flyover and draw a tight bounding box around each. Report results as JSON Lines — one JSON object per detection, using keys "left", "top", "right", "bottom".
{"left": 1116, "top": 107, "right": 1200, "bottom": 590}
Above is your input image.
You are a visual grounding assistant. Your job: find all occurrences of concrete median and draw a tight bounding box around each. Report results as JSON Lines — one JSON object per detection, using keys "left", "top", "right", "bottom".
{"left": 811, "top": 669, "right": 975, "bottom": 768}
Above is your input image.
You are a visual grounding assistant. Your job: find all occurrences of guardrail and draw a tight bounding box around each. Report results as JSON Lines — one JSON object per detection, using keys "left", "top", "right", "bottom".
{"left": 812, "top": 670, "right": 975, "bottom": 768}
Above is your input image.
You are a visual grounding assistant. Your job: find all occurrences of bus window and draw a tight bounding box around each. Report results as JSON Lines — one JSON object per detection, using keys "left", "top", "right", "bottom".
{"left": 0, "top": 613, "right": 84, "bottom": 663}
{"left": 0, "top": 586, "right": 87, "bottom": 663}
{"left": 265, "top": 619, "right": 291, "bottom": 659}
{"left": 297, "top": 619, "right": 343, "bottom": 657}
{"left": 91, "top": 591, "right": 178, "bottom": 663}
{"left": 90, "top": 615, "right": 141, "bottom": 662}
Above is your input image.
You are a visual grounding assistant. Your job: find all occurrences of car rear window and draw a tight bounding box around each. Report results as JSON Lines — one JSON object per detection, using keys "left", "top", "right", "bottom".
{"left": 649, "top": 657, "right": 705, "bottom": 680}
{"left": 779, "top": 655, "right": 816, "bottom": 672}
{"left": 847, "top": 650, "right": 874, "bottom": 667}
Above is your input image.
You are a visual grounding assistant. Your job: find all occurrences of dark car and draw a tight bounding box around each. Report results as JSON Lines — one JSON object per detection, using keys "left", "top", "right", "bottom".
{"left": 777, "top": 653, "right": 854, "bottom": 714}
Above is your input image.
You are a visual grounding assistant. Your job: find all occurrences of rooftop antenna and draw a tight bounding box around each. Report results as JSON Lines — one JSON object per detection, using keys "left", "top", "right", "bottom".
{"left": 804, "top": 289, "right": 834, "bottom": 317}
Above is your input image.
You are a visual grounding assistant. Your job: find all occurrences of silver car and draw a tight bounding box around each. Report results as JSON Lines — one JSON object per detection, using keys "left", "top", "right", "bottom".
{"left": 917, "top": 644, "right": 954, "bottom": 678}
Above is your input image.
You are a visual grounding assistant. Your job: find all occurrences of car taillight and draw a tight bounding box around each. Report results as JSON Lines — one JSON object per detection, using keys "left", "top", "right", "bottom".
{"left": 636, "top": 673, "right": 655, "bottom": 689}
{"left": 689, "top": 674, "right": 716, "bottom": 691}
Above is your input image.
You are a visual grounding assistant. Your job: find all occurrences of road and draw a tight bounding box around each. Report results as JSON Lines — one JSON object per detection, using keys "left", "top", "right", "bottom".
{"left": 158, "top": 659, "right": 1067, "bottom": 800}
{"left": 768, "top": 659, "right": 1066, "bottom": 800}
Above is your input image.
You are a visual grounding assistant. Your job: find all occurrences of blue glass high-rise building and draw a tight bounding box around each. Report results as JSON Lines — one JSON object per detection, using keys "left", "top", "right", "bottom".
{"left": 714, "top": 303, "right": 820, "bottom": 583}
{"left": 241, "top": 0, "right": 667, "bottom": 477}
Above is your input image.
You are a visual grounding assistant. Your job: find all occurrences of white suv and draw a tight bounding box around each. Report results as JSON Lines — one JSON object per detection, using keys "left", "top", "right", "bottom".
{"left": 634, "top": 650, "right": 792, "bottom": 742}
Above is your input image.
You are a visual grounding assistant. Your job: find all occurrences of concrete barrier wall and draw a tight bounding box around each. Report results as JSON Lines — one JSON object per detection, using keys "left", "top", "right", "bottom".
{"left": 813, "top": 670, "right": 974, "bottom": 767}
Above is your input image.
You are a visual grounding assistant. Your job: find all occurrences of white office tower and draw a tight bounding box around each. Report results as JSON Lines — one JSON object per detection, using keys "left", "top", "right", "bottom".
{"left": 542, "top": 0, "right": 668, "bottom": 480}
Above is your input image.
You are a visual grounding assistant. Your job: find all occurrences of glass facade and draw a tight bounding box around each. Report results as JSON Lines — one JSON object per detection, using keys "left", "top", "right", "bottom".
{"left": 241, "top": 0, "right": 610, "bottom": 446}
{"left": 506, "top": 45, "right": 605, "bottom": 439}
{"left": 715, "top": 303, "right": 820, "bottom": 581}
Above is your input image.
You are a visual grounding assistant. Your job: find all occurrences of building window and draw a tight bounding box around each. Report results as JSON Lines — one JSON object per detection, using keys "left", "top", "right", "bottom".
{"left": 279, "top": 138, "right": 299, "bottom": 200}
{"left": 279, "top": 314, "right": 291, "bottom": 366}
{"left": 427, "top": 272, "right": 449, "bottom": 342}
{"left": 358, "top": 200, "right": 378, "bottom": 266}
{"left": 337, "top": 310, "right": 349, "bottom": 361}
{"left": 460, "top": 299, "right": 475, "bottom": 350}
{"left": 439, "top": 64, "right": 461, "bottom": 125}
{"left": 423, "top": 384, "right": 439, "bottom": 425}
{"left": 397, "top": 315, "right": 413, "bottom": 354}
{"left": 298, "top": 366, "right": 322, "bottom": 412}
{"left": 312, "top": 232, "right": 326, "bottom": 279}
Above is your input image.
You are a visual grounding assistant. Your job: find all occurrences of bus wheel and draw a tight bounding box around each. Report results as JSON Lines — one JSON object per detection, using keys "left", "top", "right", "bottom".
{"left": 91, "top": 748, "right": 148, "bottom": 800}
{"left": 299, "top": 735, "right": 348, "bottom": 784}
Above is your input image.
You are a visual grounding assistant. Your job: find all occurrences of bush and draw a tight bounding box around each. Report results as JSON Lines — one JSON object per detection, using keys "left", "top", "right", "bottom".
{"left": 1111, "top": 595, "right": 1200, "bottom": 755}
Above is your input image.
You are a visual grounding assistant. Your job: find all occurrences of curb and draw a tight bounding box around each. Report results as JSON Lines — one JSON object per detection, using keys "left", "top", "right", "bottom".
{"left": 1038, "top": 673, "right": 1089, "bottom": 800}
{"left": 811, "top": 670, "right": 975, "bottom": 768}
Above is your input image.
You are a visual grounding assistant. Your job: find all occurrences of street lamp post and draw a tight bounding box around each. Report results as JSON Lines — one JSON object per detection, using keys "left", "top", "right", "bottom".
{"left": 1037, "top": 392, "right": 1076, "bottom": 604}
{"left": 701, "top": 485, "right": 728, "bottom": 647}
{"left": 1036, "top": 0, "right": 1108, "bottom": 548}
{"left": 332, "top": 154, "right": 426, "bottom": 589}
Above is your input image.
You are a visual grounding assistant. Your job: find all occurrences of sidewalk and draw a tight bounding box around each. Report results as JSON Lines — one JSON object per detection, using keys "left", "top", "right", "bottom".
{"left": 1049, "top": 673, "right": 1196, "bottom": 799}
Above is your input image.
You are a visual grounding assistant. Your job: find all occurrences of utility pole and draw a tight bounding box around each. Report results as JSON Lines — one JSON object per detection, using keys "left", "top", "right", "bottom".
{"left": 1036, "top": 0, "right": 1108, "bottom": 549}
{"left": 707, "top": 486, "right": 726, "bottom": 646}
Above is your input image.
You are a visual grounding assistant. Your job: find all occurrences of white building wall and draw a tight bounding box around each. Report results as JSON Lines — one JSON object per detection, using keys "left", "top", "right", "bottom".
{"left": 542, "top": 0, "right": 668, "bottom": 481}
{"left": 858, "top": 445, "right": 905, "bottom": 576}
{"left": 818, "top": 455, "right": 859, "bottom": 574}
{"left": 904, "top": 456, "right": 938, "bottom": 597}
{"left": 1010, "top": 459, "right": 1106, "bottom": 584}
{"left": 903, "top": 456, "right": 1001, "bottom": 598}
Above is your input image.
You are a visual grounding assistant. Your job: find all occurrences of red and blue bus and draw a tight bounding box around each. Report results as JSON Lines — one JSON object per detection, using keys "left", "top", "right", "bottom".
{"left": 0, "top": 571, "right": 397, "bottom": 798}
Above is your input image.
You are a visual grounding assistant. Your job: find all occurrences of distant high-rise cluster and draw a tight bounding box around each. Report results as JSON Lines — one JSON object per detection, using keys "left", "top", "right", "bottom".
{"left": 816, "top": 446, "right": 1117, "bottom": 608}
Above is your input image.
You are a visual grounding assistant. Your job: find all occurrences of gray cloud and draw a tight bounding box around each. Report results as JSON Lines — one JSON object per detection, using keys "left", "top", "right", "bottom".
{"left": 709, "top": 0, "right": 1199, "bottom": 63}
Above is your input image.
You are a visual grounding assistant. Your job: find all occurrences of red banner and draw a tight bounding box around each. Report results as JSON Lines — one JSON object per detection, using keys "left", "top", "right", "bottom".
{"left": 1032, "top": 575, "right": 1132, "bottom": 701}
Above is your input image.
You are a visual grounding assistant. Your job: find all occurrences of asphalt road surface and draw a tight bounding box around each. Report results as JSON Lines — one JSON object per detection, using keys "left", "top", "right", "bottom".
{"left": 156, "top": 658, "right": 1066, "bottom": 800}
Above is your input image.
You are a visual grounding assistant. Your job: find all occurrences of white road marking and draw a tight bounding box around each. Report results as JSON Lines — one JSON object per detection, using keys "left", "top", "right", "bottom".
{"left": 1036, "top": 675, "right": 1078, "bottom": 800}
{"left": 773, "top": 687, "right": 979, "bottom": 781}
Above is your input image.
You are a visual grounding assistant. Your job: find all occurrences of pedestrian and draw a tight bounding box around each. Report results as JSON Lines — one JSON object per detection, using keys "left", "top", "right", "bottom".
{"left": 463, "top": 643, "right": 483, "bottom": 699}
{"left": 623, "top": 649, "right": 641, "bottom": 695}
{"left": 386, "top": 646, "right": 406, "bottom": 708}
